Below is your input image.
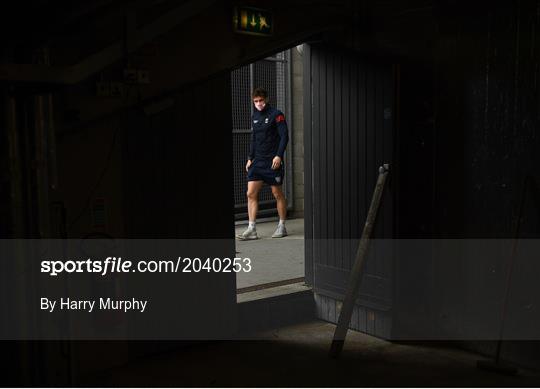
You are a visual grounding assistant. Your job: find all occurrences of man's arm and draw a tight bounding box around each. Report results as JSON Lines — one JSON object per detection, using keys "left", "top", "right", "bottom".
{"left": 271, "top": 112, "right": 289, "bottom": 170}
{"left": 248, "top": 127, "right": 256, "bottom": 161}
{"left": 275, "top": 112, "right": 289, "bottom": 159}
{"left": 246, "top": 127, "right": 256, "bottom": 171}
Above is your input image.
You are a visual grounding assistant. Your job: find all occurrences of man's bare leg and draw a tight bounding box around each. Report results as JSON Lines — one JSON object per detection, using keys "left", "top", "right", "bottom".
{"left": 271, "top": 185, "right": 288, "bottom": 238}
{"left": 271, "top": 185, "right": 287, "bottom": 220}
{"left": 247, "top": 180, "right": 263, "bottom": 222}
{"left": 237, "top": 180, "right": 264, "bottom": 240}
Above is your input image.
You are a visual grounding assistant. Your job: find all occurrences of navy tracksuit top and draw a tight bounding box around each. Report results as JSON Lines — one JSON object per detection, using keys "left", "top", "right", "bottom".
{"left": 248, "top": 104, "right": 289, "bottom": 161}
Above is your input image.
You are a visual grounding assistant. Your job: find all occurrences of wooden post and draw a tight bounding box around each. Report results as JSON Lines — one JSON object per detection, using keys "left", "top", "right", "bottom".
{"left": 329, "top": 164, "right": 390, "bottom": 358}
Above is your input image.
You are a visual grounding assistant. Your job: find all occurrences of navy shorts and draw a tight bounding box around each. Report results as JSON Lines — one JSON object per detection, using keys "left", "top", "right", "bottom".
{"left": 247, "top": 158, "right": 284, "bottom": 186}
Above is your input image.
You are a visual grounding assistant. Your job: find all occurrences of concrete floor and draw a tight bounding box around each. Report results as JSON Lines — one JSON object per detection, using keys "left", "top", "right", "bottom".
{"left": 86, "top": 320, "right": 540, "bottom": 387}
{"left": 235, "top": 218, "right": 305, "bottom": 289}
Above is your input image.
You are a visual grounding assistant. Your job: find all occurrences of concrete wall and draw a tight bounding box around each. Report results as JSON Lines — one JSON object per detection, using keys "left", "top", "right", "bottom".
{"left": 291, "top": 46, "right": 304, "bottom": 218}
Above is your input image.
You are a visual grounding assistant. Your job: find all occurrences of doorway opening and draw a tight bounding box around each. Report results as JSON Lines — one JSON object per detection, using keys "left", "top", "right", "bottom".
{"left": 230, "top": 46, "right": 306, "bottom": 293}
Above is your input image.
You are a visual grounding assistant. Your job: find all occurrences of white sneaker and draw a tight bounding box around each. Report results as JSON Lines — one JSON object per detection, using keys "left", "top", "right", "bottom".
{"left": 237, "top": 227, "right": 258, "bottom": 240}
{"left": 272, "top": 224, "right": 288, "bottom": 238}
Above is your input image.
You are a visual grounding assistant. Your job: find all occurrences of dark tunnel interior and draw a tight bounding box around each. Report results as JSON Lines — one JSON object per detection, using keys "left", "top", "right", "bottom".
{"left": 2, "top": 0, "right": 540, "bottom": 386}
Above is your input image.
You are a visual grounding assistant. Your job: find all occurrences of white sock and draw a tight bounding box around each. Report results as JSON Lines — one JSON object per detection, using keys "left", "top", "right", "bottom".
{"left": 278, "top": 220, "right": 285, "bottom": 226}
{"left": 248, "top": 221, "right": 256, "bottom": 229}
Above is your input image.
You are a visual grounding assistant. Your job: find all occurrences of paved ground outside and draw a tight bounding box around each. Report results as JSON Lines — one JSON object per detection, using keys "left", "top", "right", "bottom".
{"left": 235, "top": 218, "right": 305, "bottom": 289}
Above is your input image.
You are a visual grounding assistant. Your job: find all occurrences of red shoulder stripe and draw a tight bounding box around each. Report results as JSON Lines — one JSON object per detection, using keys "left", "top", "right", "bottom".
{"left": 276, "top": 114, "right": 285, "bottom": 122}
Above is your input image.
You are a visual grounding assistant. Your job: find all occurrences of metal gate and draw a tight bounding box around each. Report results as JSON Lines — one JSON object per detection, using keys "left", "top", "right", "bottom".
{"left": 231, "top": 50, "right": 292, "bottom": 217}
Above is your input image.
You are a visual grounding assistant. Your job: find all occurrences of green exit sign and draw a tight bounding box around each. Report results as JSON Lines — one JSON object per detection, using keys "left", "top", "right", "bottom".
{"left": 233, "top": 7, "right": 273, "bottom": 37}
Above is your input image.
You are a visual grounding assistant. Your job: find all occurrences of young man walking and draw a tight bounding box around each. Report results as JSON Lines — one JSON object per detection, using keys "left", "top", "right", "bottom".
{"left": 237, "top": 88, "right": 289, "bottom": 240}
